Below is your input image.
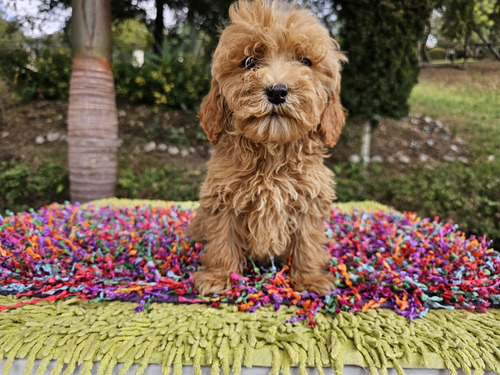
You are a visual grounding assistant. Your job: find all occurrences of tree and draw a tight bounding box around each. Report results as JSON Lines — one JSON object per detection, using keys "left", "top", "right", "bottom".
{"left": 4, "top": 0, "right": 231, "bottom": 53}
{"left": 153, "top": 0, "right": 233, "bottom": 54}
{"left": 112, "top": 18, "right": 153, "bottom": 63}
{"left": 36, "top": 0, "right": 147, "bottom": 23}
{"left": 0, "top": 0, "right": 148, "bottom": 40}
{"left": 154, "top": 0, "right": 166, "bottom": 54}
{"left": 0, "top": 16, "right": 24, "bottom": 44}
{"left": 440, "top": 0, "right": 500, "bottom": 65}
{"left": 335, "top": 0, "right": 433, "bottom": 166}
{"left": 67, "top": 0, "right": 118, "bottom": 202}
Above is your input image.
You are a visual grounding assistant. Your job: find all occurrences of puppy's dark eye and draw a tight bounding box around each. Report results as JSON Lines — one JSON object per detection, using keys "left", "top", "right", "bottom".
{"left": 300, "top": 57, "right": 312, "bottom": 67}
{"left": 243, "top": 56, "right": 258, "bottom": 70}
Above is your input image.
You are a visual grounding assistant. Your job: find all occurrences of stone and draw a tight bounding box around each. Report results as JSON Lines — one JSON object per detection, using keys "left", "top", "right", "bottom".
{"left": 144, "top": 141, "right": 156, "bottom": 152}
{"left": 181, "top": 149, "right": 190, "bottom": 157}
{"left": 168, "top": 146, "right": 180, "bottom": 156}
{"left": 426, "top": 139, "right": 435, "bottom": 147}
{"left": 398, "top": 154, "right": 411, "bottom": 164}
{"left": 371, "top": 155, "right": 383, "bottom": 163}
{"left": 349, "top": 154, "right": 361, "bottom": 164}
{"left": 424, "top": 116, "right": 432, "bottom": 124}
{"left": 419, "top": 154, "right": 430, "bottom": 163}
{"left": 46, "top": 132, "right": 61, "bottom": 142}
{"left": 457, "top": 157, "right": 469, "bottom": 164}
{"left": 157, "top": 143, "right": 168, "bottom": 151}
{"left": 450, "top": 144, "right": 459, "bottom": 153}
{"left": 35, "top": 136, "right": 45, "bottom": 145}
{"left": 409, "top": 140, "right": 420, "bottom": 149}
{"left": 443, "top": 155, "right": 456, "bottom": 162}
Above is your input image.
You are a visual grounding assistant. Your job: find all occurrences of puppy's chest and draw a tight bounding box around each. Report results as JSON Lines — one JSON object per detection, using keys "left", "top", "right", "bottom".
{"left": 232, "top": 166, "right": 310, "bottom": 214}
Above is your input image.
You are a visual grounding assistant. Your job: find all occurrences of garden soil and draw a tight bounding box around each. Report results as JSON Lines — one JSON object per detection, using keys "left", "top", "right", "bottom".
{"left": 0, "top": 65, "right": 480, "bottom": 183}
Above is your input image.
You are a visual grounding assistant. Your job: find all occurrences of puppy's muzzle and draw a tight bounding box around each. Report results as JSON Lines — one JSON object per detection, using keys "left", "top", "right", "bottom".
{"left": 266, "top": 84, "right": 288, "bottom": 105}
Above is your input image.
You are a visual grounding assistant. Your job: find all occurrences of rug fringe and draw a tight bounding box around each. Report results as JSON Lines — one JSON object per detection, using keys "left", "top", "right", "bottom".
{"left": 0, "top": 296, "right": 499, "bottom": 375}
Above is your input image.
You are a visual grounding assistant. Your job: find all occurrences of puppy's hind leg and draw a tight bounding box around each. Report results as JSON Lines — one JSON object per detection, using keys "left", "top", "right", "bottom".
{"left": 193, "top": 208, "right": 245, "bottom": 296}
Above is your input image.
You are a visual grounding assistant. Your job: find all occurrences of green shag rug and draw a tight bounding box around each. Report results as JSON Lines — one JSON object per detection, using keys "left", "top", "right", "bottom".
{"left": 0, "top": 199, "right": 499, "bottom": 375}
{"left": 1, "top": 296, "right": 499, "bottom": 375}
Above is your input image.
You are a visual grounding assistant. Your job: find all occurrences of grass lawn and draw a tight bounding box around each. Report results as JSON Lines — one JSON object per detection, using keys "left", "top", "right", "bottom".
{"left": 410, "top": 62, "right": 500, "bottom": 159}
{"left": 397, "top": 61, "right": 499, "bottom": 246}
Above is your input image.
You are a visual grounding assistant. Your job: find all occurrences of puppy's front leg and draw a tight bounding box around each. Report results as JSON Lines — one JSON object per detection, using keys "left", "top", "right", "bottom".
{"left": 193, "top": 208, "right": 244, "bottom": 296}
{"left": 289, "top": 213, "right": 334, "bottom": 295}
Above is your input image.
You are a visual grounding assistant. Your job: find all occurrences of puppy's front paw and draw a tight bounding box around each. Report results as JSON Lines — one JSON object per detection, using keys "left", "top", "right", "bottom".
{"left": 291, "top": 273, "right": 335, "bottom": 295}
{"left": 194, "top": 270, "right": 232, "bottom": 296}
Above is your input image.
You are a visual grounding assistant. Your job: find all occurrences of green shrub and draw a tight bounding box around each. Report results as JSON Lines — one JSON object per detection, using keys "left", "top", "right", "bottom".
{"left": 0, "top": 161, "right": 69, "bottom": 213}
{"left": 0, "top": 46, "right": 71, "bottom": 101}
{"left": 334, "top": 161, "right": 500, "bottom": 249}
{"left": 113, "top": 43, "right": 210, "bottom": 109}
{"left": 0, "top": 161, "right": 31, "bottom": 211}
{"left": 28, "top": 163, "right": 70, "bottom": 204}
{"left": 428, "top": 47, "right": 446, "bottom": 61}
{"left": 0, "top": 41, "right": 210, "bottom": 108}
{"left": 384, "top": 163, "right": 499, "bottom": 248}
{"left": 31, "top": 47, "right": 71, "bottom": 99}
{"left": 338, "top": 0, "right": 431, "bottom": 119}
{"left": 117, "top": 165, "right": 201, "bottom": 201}
{"left": 0, "top": 47, "right": 35, "bottom": 100}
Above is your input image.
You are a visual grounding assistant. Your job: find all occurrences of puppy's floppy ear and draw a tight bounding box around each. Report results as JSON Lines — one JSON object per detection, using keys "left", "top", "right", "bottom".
{"left": 198, "top": 78, "right": 226, "bottom": 145}
{"left": 318, "top": 83, "right": 347, "bottom": 148}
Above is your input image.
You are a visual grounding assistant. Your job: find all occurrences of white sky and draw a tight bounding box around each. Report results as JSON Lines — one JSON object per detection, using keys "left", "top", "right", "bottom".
{"left": 0, "top": 0, "right": 174, "bottom": 38}
{"left": 0, "top": 0, "right": 71, "bottom": 37}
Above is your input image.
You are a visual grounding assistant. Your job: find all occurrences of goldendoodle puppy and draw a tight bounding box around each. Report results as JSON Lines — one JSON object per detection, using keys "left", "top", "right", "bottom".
{"left": 188, "top": 0, "right": 346, "bottom": 296}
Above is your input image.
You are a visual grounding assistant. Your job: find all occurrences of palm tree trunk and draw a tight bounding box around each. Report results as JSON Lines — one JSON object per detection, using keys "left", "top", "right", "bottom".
{"left": 68, "top": 58, "right": 118, "bottom": 202}
{"left": 68, "top": 0, "right": 118, "bottom": 203}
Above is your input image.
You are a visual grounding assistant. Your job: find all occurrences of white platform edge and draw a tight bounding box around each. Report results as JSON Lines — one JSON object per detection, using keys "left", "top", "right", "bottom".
{"left": 2, "top": 359, "right": 497, "bottom": 375}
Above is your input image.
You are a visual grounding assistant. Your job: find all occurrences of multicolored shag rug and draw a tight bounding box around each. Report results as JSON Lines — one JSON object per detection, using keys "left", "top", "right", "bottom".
{"left": 0, "top": 199, "right": 499, "bottom": 375}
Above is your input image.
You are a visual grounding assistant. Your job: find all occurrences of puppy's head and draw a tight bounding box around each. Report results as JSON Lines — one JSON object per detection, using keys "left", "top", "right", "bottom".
{"left": 199, "top": 0, "right": 347, "bottom": 146}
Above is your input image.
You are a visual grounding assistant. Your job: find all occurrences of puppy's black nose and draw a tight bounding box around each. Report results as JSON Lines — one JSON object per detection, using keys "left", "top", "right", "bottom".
{"left": 266, "top": 84, "right": 288, "bottom": 105}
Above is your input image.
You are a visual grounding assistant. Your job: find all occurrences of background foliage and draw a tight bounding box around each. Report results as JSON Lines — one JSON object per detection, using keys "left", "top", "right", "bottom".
{"left": 0, "top": 1, "right": 499, "bottom": 247}
{"left": 0, "top": 45, "right": 71, "bottom": 101}
{"left": 114, "top": 40, "right": 211, "bottom": 108}
{"left": 0, "top": 41, "right": 210, "bottom": 108}
{"left": 336, "top": 0, "right": 433, "bottom": 119}
{"left": 0, "top": 161, "right": 69, "bottom": 212}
